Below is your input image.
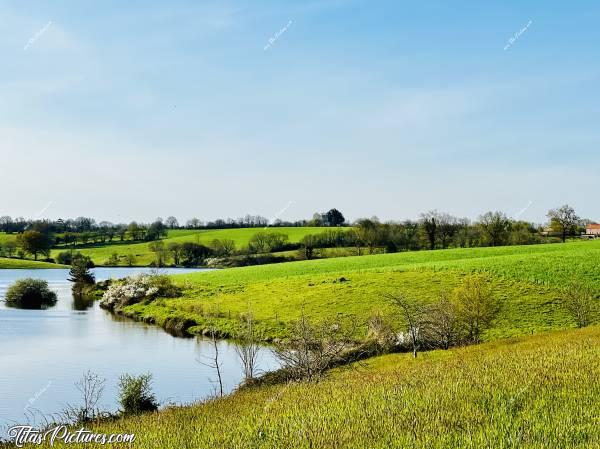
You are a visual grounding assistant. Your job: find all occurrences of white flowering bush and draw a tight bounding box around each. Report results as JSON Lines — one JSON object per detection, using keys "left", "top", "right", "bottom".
{"left": 100, "top": 274, "right": 180, "bottom": 311}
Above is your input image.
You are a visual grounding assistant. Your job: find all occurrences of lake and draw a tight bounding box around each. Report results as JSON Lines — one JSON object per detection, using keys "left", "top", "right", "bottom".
{"left": 0, "top": 268, "right": 278, "bottom": 433}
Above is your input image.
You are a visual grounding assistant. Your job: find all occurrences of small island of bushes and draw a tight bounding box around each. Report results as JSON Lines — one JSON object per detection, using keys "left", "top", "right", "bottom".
{"left": 5, "top": 278, "right": 58, "bottom": 309}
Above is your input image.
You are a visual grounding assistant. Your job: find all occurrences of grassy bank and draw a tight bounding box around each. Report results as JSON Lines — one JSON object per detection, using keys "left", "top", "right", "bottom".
{"left": 26, "top": 326, "right": 600, "bottom": 448}
{"left": 0, "top": 257, "right": 65, "bottom": 269}
{"left": 50, "top": 227, "right": 324, "bottom": 266}
{"left": 122, "top": 240, "right": 600, "bottom": 341}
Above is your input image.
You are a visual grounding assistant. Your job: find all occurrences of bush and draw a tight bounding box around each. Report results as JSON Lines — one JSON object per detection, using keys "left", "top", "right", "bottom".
{"left": 56, "top": 251, "right": 73, "bottom": 265}
{"left": 100, "top": 273, "right": 181, "bottom": 311}
{"left": 118, "top": 373, "right": 158, "bottom": 415}
{"left": 5, "top": 278, "right": 57, "bottom": 309}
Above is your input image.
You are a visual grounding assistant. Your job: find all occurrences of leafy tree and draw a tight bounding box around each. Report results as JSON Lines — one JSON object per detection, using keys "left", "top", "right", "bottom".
{"left": 148, "top": 240, "right": 167, "bottom": 266}
{"left": 562, "top": 284, "right": 596, "bottom": 328}
{"left": 547, "top": 204, "right": 580, "bottom": 243}
{"left": 68, "top": 254, "right": 96, "bottom": 290}
{"left": 16, "top": 230, "right": 51, "bottom": 260}
{"left": 452, "top": 274, "right": 499, "bottom": 343}
{"left": 167, "top": 242, "right": 183, "bottom": 265}
{"left": 181, "top": 242, "right": 212, "bottom": 266}
{"left": 477, "top": 211, "right": 511, "bottom": 247}
{"left": 420, "top": 211, "right": 438, "bottom": 250}
{"left": 325, "top": 208, "right": 345, "bottom": 227}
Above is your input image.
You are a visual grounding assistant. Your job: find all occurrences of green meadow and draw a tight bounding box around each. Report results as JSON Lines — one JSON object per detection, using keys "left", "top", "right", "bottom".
{"left": 34, "top": 326, "right": 600, "bottom": 449}
{"left": 123, "top": 240, "right": 600, "bottom": 341}
{"left": 0, "top": 257, "right": 64, "bottom": 269}
{"left": 49, "top": 227, "right": 324, "bottom": 266}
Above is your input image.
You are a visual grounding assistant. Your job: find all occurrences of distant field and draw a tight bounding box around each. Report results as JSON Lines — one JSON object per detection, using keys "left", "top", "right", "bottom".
{"left": 50, "top": 227, "right": 325, "bottom": 266}
{"left": 124, "top": 240, "right": 600, "bottom": 341}
{"left": 0, "top": 257, "right": 64, "bottom": 269}
{"left": 40, "top": 326, "right": 600, "bottom": 448}
{"left": 0, "top": 233, "right": 17, "bottom": 244}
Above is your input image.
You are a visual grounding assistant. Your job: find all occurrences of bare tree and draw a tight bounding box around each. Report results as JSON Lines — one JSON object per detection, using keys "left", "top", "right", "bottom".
{"left": 562, "top": 284, "right": 596, "bottom": 328}
{"left": 547, "top": 205, "right": 580, "bottom": 243}
{"left": 64, "top": 371, "right": 106, "bottom": 423}
{"left": 274, "top": 311, "right": 356, "bottom": 381}
{"left": 425, "top": 292, "right": 459, "bottom": 350}
{"left": 235, "top": 311, "right": 260, "bottom": 381}
{"left": 385, "top": 293, "right": 427, "bottom": 357}
{"left": 199, "top": 323, "right": 224, "bottom": 397}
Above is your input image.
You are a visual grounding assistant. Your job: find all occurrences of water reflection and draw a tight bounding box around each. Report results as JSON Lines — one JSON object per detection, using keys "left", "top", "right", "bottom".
{"left": 0, "top": 268, "right": 279, "bottom": 434}
{"left": 71, "top": 294, "right": 94, "bottom": 311}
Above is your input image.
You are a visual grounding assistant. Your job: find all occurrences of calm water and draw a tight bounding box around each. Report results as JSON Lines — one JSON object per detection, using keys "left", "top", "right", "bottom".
{"left": 0, "top": 268, "right": 277, "bottom": 431}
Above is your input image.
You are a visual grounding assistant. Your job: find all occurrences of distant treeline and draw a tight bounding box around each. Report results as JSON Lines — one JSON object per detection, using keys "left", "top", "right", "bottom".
{"left": 0, "top": 205, "right": 595, "bottom": 264}
{"left": 0, "top": 208, "right": 345, "bottom": 236}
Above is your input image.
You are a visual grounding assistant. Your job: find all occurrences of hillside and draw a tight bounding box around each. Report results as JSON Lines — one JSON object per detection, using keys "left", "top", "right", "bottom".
{"left": 123, "top": 240, "right": 600, "bottom": 341}
{"left": 49, "top": 227, "right": 324, "bottom": 266}
{"left": 31, "top": 326, "right": 600, "bottom": 448}
{"left": 0, "top": 257, "right": 65, "bottom": 269}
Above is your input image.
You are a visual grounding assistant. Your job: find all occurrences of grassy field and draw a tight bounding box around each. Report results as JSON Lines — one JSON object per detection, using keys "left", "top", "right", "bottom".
{"left": 50, "top": 227, "right": 324, "bottom": 266}
{"left": 0, "top": 257, "right": 64, "bottom": 269}
{"left": 122, "top": 240, "right": 600, "bottom": 341}
{"left": 0, "top": 233, "right": 17, "bottom": 244}
{"left": 28, "top": 326, "right": 600, "bottom": 448}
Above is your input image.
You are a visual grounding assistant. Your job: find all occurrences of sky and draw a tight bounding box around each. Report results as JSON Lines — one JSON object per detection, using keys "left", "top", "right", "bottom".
{"left": 1, "top": 0, "right": 599, "bottom": 224}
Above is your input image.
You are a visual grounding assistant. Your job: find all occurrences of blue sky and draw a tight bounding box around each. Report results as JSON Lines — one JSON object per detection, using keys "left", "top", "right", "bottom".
{"left": 1, "top": 0, "right": 599, "bottom": 224}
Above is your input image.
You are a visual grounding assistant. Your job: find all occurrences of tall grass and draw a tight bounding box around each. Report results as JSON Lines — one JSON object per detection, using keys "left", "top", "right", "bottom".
{"left": 28, "top": 326, "right": 600, "bottom": 448}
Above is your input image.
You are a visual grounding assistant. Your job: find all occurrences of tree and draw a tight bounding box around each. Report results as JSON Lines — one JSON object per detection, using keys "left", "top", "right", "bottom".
{"left": 562, "top": 284, "right": 595, "bottom": 328}
{"left": 452, "top": 274, "right": 499, "bottom": 344}
{"left": 477, "top": 211, "right": 511, "bottom": 247}
{"left": 235, "top": 310, "right": 260, "bottom": 381}
{"left": 65, "top": 371, "right": 106, "bottom": 423}
{"left": 424, "top": 292, "right": 459, "bottom": 350}
{"left": 68, "top": 255, "right": 96, "bottom": 294}
{"left": 436, "top": 213, "right": 459, "bottom": 249}
{"left": 148, "top": 240, "right": 166, "bottom": 266}
{"left": 386, "top": 293, "right": 428, "bottom": 357}
{"left": 16, "top": 230, "right": 51, "bottom": 260}
{"left": 146, "top": 221, "right": 167, "bottom": 241}
{"left": 300, "top": 234, "right": 317, "bottom": 260}
{"left": 167, "top": 242, "right": 183, "bottom": 265}
{"left": 325, "top": 209, "right": 345, "bottom": 227}
{"left": 547, "top": 205, "right": 580, "bottom": 243}
{"left": 274, "top": 311, "right": 356, "bottom": 381}
{"left": 420, "top": 211, "right": 438, "bottom": 250}
{"left": 165, "top": 216, "right": 179, "bottom": 229}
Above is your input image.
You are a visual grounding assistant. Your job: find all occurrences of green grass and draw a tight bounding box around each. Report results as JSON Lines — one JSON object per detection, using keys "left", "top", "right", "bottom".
{"left": 33, "top": 326, "right": 600, "bottom": 448}
{"left": 50, "top": 227, "right": 324, "bottom": 266}
{"left": 0, "top": 257, "right": 64, "bottom": 269}
{"left": 122, "top": 240, "right": 600, "bottom": 341}
{"left": 0, "top": 233, "right": 17, "bottom": 244}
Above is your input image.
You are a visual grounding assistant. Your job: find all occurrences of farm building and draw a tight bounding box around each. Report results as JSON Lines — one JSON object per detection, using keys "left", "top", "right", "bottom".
{"left": 585, "top": 223, "right": 600, "bottom": 237}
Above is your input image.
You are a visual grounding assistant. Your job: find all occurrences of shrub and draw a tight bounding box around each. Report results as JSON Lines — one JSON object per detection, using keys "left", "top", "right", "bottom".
{"left": 56, "top": 251, "right": 71, "bottom": 265}
{"left": 118, "top": 373, "right": 158, "bottom": 416}
{"left": 100, "top": 273, "right": 181, "bottom": 311}
{"left": 5, "top": 278, "right": 57, "bottom": 309}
